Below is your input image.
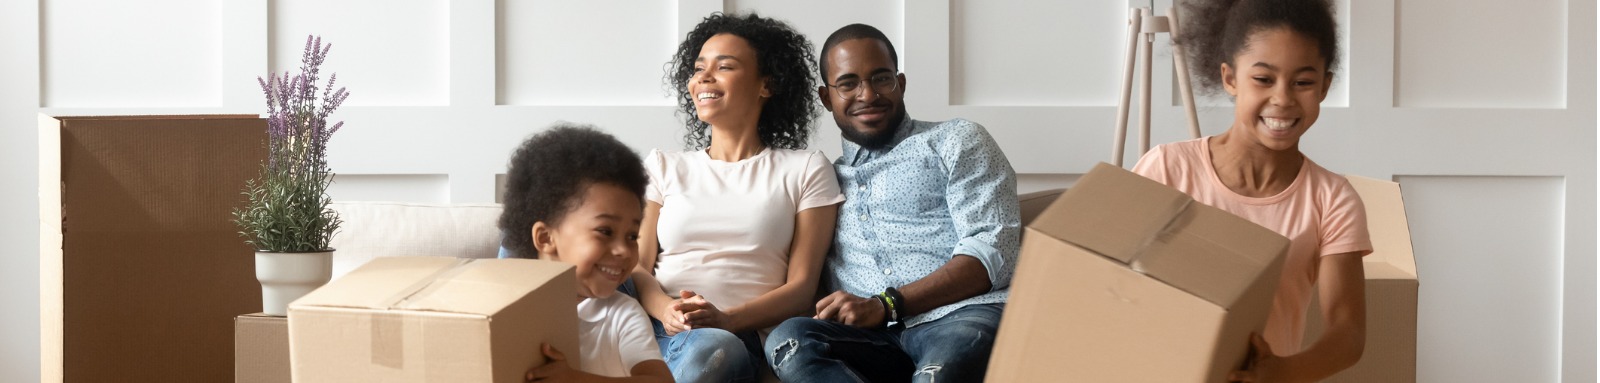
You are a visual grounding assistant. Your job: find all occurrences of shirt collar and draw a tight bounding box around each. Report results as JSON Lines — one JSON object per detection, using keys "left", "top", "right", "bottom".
{"left": 842, "top": 114, "right": 917, "bottom": 165}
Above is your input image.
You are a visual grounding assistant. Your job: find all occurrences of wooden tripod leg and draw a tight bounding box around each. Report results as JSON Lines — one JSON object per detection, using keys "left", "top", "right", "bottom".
{"left": 1112, "top": 8, "right": 1142, "bottom": 167}
{"left": 1168, "top": 6, "right": 1202, "bottom": 139}
{"left": 1138, "top": 7, "right": 1154, "bottom": 157}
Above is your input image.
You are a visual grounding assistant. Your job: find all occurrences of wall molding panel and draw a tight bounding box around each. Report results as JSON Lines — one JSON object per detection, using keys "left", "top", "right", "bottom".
{"left": 4, "top": 1, "right": 1594, "bottom": 382}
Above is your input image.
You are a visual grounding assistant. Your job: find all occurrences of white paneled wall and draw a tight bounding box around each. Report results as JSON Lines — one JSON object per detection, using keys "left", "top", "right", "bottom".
{"left": 498, "top": 0, "right": 678, "bottom": 106}
{"left": 271, "top": 0, "right": 451, "bottom": 106}
{"left": 41, "top": 0, "right": 224, "bottom": 108}
{"left": 1402, "top": 176, "right": 1567, "bottom": 382}
{"left": 1395, "top": 0, "right": 1568, "bottom": 108}
{"left": 950, "top": 1, "right": 1126, "bottom": 106}
{"left": 0, "top": 1, "right": 1592, "bottom": 382}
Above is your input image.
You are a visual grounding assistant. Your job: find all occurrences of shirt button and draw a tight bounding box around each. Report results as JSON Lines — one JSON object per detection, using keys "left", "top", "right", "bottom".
{"left": 884, "top": 268, "right": 893, "bottom": 275}
{"left": 859, "top": 214, "right": 868, "bottom": 221}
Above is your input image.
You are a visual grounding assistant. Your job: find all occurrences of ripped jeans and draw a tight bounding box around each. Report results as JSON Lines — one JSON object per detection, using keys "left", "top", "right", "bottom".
{"left": 764, "top": 303, "right": 1004, "bottom": 383}
{"left": 618, "top": 277, "right": 763, "bottom": 383}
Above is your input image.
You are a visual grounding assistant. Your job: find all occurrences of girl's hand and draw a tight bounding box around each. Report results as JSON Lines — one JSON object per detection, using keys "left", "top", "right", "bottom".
{"left": 673, "top": 290, "right": 730, "bottom": 330}
{"left": 526, "top": 343, "right": 582, "bottom": 382}
{"left": 1229, "top": 333, "right": 1288, "bottom": 382}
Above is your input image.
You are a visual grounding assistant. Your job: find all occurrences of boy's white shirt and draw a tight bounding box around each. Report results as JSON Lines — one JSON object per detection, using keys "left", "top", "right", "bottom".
{"left": 577, "top": 293, "right": 663, "bottom": 377}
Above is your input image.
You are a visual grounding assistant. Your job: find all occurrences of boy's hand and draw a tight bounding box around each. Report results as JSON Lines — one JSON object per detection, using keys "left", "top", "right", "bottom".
{"left": 674, "top": 290, "right": 730, "bottom": 330}
{"left": 814, "top": 290, "right": 887, "bottom": 328}
{"left": 526, "top": 343, "right": 582, "bottom": 382}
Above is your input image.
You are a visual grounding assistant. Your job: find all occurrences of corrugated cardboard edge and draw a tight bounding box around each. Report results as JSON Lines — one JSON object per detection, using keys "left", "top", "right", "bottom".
{"left": 235, "top": 313, "right": 290, "bottom": 383}
{"left": 1343, "top": 175, "right": 1417, "bottom": 278}
{"left": 39, "top": 113, "right": 63, "bottom": 382}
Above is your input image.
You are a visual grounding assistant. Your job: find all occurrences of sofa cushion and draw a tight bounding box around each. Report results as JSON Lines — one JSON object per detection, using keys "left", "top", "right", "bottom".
{"left": 327, "top": 202, "right": 503, "bottom": 279}
{"left": 1019, "top": 188, "right": 1066, "bottom": 226}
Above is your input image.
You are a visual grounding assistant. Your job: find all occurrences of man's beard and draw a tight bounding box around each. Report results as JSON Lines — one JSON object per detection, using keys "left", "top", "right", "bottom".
{"left": 838, "top": 110, "right": 904, "bottom": 150}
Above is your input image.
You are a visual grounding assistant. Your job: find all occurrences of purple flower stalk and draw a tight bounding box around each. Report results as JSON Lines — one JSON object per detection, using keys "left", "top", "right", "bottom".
{"left": 235, "top": 35, "right": 350, "bottom": 253}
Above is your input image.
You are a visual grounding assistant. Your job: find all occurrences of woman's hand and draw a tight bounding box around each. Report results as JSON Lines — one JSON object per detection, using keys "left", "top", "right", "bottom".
{"left": 674, "top": 290, "right": 731, "bottom": 330}
{"left": 654, "top": 291, "right": 692, "bottom": 336}
{"left": 526, "top": 343, "right": 585, "bottom": 382}
{"left": 1229, "top": 333, "right": 1289, "bottom": 382}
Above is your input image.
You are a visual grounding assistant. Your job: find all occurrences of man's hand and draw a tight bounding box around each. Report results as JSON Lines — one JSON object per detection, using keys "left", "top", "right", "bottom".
{"left": 813, "top": 290, "right": 887, "bottom": 328}
{"left": 674, "top": 290, "right": 731, "bottom": 330}
{"left": 526, "top": 343, "right": 583, "bottom": 382}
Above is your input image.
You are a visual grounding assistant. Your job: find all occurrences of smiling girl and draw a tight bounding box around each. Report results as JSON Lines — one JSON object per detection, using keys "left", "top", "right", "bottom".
{"left": 1132, "top": 1, "right": 1372, "bottom": 382}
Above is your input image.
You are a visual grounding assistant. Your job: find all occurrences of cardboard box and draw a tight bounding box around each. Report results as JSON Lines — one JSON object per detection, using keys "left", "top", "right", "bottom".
{"left": 236, "top": 314, "right": 290, "bottom": 383}
{"left": 288, "top": 256, "right": 579, "bottom": 382}
{"left": 1302, "top": 175, "right": 1419, "bottom": 382}
{"left": 986, "top": 163, "right": 1290, "bottom": 383}
{"left": 40, "top": 114, "right": 267, "bottom": 382}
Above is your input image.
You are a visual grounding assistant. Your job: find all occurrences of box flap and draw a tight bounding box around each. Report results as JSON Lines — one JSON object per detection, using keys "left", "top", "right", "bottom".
{"left": 292, "top": 256, "right": 575, "bottom": 317}
{"left": 1344, "top": 175, "right": 1416, "bottom": 279}
{"left": 292, "top": 257, "right": 468, "bottom": 310}
{"left": 1028, "top": 163, "right": 1289, "bottom": 308}
{"left": 397, "top": 258, "right": 574, "bottom": 316}
{"left": 1133, "top": 204, "right": 1289, "bottom": 307}
{"left": 1030, "top": 163, "right": 1191, "bottom": 264}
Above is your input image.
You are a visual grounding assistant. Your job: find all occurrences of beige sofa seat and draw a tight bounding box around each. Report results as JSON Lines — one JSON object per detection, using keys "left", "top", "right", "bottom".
{"left": 326, "top": 201, "right": 504, "bottom": 279}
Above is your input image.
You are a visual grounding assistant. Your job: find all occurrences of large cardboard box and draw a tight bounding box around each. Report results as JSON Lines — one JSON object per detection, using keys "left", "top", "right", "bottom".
{"left": 289, "top": 256, "right": 579, "bottom": 382}
{"left": 236, "top": 314, "right": 290, "bottom": 383}
{"left": 40, "top": 114, "right": 267, "bottom": 382}
{"left": 1302, "top": 175, "right": 1419, "bottom": 382}
{"left": 987, "top": 163, "right": 1290, "bottom": 383}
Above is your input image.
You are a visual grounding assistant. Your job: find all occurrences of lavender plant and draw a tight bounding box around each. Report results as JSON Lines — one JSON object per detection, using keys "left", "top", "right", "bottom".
{"left": 233, "top": 35, "right": 350, "bottom": 252}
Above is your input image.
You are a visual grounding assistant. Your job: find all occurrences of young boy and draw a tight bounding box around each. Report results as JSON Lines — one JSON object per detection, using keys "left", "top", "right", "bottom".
{"left": 497, "top": 123, "right": 673, "bottom": 382}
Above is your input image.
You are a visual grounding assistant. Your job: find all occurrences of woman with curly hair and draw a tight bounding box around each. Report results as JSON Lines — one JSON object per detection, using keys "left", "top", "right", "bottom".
{"left": 1134, "top": 0, "right": 1368, "bottom": 381}
{"left": 626, "top": 12, "right": 843, "bottom": 383}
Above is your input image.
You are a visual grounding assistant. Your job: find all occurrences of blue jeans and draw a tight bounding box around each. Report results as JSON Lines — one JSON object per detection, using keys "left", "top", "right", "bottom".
{"left": 764, "top": 303, "right": 1005, "bottom": 383}
{"left": 619, "top": 278, "right": 763, "bottom": 383}
{"left": 650, "top": 318, "right": 763, "bottom": 383}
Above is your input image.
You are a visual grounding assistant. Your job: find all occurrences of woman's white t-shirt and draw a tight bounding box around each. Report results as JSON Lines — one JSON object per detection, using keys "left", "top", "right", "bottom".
{"left": 577, "top": 293, "right": 662, "bottom": 377}
{"left": 644, "top": 148, "right": 845, "bottom": 312}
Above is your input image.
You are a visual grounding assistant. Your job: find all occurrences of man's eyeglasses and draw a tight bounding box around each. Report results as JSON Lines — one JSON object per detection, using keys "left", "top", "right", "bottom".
{"left": 828, "top": 73, "right": 899, "bottom": 99}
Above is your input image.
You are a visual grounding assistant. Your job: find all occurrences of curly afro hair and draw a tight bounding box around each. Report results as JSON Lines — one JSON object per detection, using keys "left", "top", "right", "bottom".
{"left": 666, "top": 12, "right": 818, "bottom": 150}
{"left": 497, "top": 123, "right": 648, "bottom": 259}
{"left": 817, "top": 23, "right": 899, "bottom": 82}
{"left": 1175, "top": 0, "right": 1340, "bottom": 94}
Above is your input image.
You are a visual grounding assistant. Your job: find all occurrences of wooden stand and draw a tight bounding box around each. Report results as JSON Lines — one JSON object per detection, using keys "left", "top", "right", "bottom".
{"left": 1112, "top": 6, "right": 1201, "bottom": 167}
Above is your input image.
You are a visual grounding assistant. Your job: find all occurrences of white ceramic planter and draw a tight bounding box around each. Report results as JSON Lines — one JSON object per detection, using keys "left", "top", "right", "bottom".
{"left": 255, "top": 250, "right": 333, "bottom": 316}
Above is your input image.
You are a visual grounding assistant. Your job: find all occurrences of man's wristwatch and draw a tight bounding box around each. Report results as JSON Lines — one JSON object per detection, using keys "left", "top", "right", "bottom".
{"left": 879, "top": 287, "right": 906, "bottom": 324}
{"left": 872, "top": 294, "right": 894, "bottom": 328}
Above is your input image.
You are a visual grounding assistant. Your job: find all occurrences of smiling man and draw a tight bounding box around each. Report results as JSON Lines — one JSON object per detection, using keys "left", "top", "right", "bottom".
{"left": 763, "top": 24, "right": 1021, "bottom": 383}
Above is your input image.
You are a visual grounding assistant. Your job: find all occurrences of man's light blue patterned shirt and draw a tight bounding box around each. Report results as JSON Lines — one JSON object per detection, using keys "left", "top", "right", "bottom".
{"left": 828, "top": 115, "right": 1021, "bottom": 328}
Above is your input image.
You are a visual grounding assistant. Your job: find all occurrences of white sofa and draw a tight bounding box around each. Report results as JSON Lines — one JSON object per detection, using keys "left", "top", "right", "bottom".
{"left": 326, "top": 201, "right": 505, "bottom": 279}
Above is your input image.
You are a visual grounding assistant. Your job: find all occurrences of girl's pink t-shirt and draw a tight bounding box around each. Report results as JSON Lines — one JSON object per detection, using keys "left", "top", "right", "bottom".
{"left": 1133, "top": 137, "right": 1372, "bottom": 352}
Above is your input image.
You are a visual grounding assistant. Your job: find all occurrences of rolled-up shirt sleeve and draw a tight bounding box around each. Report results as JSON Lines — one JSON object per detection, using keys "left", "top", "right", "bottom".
{"left": 938, "top": 120, "right": 1021, "bottom": 291}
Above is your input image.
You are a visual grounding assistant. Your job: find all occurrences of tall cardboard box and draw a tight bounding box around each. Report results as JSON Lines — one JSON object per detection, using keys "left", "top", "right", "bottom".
{"left": 1302, "top": 175, "right": 1419, "bottom": 382}
{"left": 236, "top": 314, "right": 290, "bottom": 383}
{"left": 987, "top": 163, "right": 1290, "bottom": 383}
{"left": 289, "top": 256, "right": 579, "bottom": 382}
{"left": 40, "top": 114, "right": 267, "bottom": 382}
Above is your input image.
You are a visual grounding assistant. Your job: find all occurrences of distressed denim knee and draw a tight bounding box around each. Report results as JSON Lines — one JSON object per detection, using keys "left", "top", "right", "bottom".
{"left": 669, "top": 328, "right": 755, "bottom": 383}
{"left": 764, "top": 317, "right": 818, "bottom": 373}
